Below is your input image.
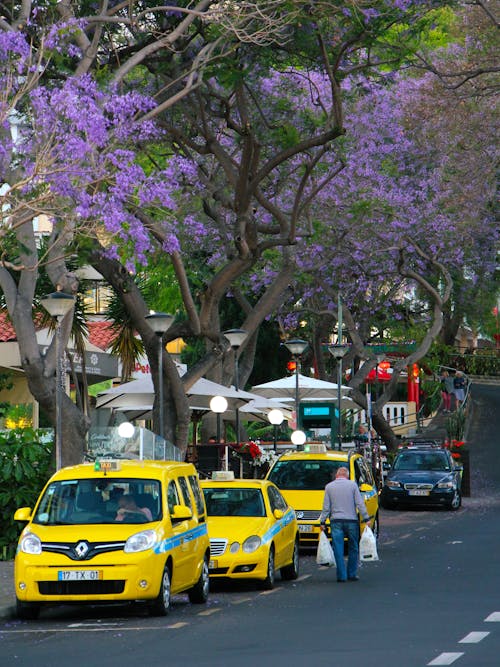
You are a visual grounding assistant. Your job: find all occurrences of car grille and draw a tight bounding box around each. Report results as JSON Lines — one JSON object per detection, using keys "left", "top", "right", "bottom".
{"left": 295, "top": 510, "right": 321, "bottom": 521}
{"left": 38, "top": 580, "right": 125, "bottom": 595}
{"left": 404, "top": 483, "right": 433, "bottom": 490}
{"left": 209, "top": 539, "right": 227, "bottom": 556}
{"left": 42, "top": 540, "right": 125, "bottom": 561}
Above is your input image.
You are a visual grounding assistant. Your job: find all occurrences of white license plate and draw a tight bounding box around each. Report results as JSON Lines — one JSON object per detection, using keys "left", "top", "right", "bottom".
{"left": 408, "top": 489, "right": 430, "bottom": 496}
{"left": 298, "top": 524, "right": 314, "bottom": 533}
{"left": 58, "top": 570, "right": 102, "bottom": 581}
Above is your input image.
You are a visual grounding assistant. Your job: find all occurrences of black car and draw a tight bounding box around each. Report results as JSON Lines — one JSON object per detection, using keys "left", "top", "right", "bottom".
{"left": 380, "top": 445, "right": 463, "bottom": 511}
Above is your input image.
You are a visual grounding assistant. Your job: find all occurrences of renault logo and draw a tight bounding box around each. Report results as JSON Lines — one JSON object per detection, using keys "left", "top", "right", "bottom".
{"left": 75, "top": 541, "right": 89, "bottom": 559}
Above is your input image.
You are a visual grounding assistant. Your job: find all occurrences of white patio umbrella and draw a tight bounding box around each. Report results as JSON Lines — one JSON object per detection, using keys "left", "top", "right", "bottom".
{"left": 96, "top": 376, "right": 268, "bottom": 412}
{"left": 251, "top": 373, "right": 352, "bottom": 401}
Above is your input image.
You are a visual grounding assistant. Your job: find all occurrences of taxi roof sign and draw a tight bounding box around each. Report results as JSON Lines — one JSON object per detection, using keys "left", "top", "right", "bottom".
{"left": 94, "top": 459, "right": 122, "bottom": 473}
{"left": 211, "top": 470, "right": 235, "bottom": 481}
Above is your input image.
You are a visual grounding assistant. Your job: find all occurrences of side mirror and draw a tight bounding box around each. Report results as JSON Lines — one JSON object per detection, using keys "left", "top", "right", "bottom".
{"left": 14, "top": 507, "right": 32, "bottom": 522}
{"left": 273, "top": 509, "right": 284, "bottom": 520}
{"left": 171, "top": 504, "right": 193, "bottom": 521}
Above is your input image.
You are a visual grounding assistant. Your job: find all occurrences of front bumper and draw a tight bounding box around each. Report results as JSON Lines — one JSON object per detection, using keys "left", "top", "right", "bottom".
{"left": 381, "top": 488, "right": 456, "bottom": 507}
{"left": 15, "top": 551, "right": 165, "bottom": 604}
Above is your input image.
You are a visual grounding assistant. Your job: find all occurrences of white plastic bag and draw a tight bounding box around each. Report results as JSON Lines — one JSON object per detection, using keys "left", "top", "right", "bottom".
{"left": 359, "top": 525, "right": 379, "bottom": 561}
{"left": 316, "top": 530, "right": 335, "bottom": 566}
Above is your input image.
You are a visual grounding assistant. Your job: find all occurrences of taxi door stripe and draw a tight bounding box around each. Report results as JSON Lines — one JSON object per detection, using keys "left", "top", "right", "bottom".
{"left": 154, "top": 523, "right": 208, "bottom": 554}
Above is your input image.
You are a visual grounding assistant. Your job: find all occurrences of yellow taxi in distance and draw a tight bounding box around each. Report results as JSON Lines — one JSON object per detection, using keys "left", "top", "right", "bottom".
{"left": 14, "top": 459, "right": 210, "bottom": 619}
{"left": 266, "top": 446, "right": 379, "bottom": 548}
{"left": 200, "top": 475, "right": 300, "bottom": 589}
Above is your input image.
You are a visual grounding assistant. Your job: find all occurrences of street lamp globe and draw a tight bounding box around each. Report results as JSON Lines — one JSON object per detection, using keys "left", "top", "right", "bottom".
{"left": 223, "top": 328, "right": 247, "bottom": 349}
{"left": 210, "top": 395, "right": 228, "bottom": 414}
{"left": 268, "top": 409, "right": 284, "bottom": 426}
{"left": 291, "top": 430, "right": 306, "bottom": 446}
{"left": 118, "top": 421, "right": 135, "bottom": 438}
{"left": 283, "top": 339, "right": 308, "bottom": 357}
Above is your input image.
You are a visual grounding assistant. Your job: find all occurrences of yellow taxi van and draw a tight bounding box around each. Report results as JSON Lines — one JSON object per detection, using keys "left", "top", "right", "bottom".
{"left": 13, "top": 459, "right": 210, "bottom": 619}
{"left": 266, "top": 445, "right": 379, "bottom": 548}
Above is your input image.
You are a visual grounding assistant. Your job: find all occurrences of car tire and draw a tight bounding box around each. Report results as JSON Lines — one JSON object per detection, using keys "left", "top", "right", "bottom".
{"left": 448, "top": 488, "right": 462, "bottom": 511}
{"left": 16, "top": 599, "right": 40, "bottom": 620}
{"left": 260, "top": 545, "right": 275, "bottom": 590}
{"left": 188, "top": 556, "right": 210, "bottom": 604}
{"left": 281, "top": 537, "right": 300, "bottom": 581}
{"left": 150, "top": 564, "right": 172, "bottom": 616}
{"left": 380, "top": 497, "right": 396, "bottom": 510}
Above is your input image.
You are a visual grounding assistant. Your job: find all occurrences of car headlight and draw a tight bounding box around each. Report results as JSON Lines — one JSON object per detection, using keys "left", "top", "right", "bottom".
{"left": 229, "top": 542, "right": 240, "bottom": 554}
{"left": 19, "top": 532, "right": 42, "bottom": 555}
{"left": 124, "top": 529, "right": 157, "bottom": 553}
{"left": 385, "top": 480, "right": 401, "bottom": 489}
{"left": 437, "top": 480, "right": 454, "bottom": 489}
{"left": 242, "top": 535, "right": 261, "bottom": 553}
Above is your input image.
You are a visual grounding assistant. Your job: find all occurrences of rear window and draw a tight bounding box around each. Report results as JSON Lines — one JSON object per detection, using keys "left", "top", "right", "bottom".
{"left": 268, "top": 460, "right": 345, "bottom": 490}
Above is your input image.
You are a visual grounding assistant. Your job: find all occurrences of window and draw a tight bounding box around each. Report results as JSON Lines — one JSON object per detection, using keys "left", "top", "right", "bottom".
{"left": 267, "top": 486, "right": 287, "bottom": 513}
{"left": 167, "top": 480, "right": 180, "bottom": 513}
{"left": 178, "top": 477, "right": 193, "bottom": 509}
{"left": 188, "top": 475, "right": 206, "bottom": 516}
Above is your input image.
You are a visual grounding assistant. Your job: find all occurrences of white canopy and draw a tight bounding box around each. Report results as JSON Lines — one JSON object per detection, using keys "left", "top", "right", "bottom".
{"left": 251, "top": 373, "right": 352, "bottom": 401}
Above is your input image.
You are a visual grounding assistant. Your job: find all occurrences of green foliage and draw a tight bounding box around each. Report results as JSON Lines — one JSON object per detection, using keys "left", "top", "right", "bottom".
{"left": 0, "top": 429, "right": 53, "bottom": 559}
{"left": 446, "top": 410, "right": 466, "bottom": 440}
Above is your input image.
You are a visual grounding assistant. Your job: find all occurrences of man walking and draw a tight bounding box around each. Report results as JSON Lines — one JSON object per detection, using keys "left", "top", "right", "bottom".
{"left": 319, "top": 466, "right": 371, "bottom": 582}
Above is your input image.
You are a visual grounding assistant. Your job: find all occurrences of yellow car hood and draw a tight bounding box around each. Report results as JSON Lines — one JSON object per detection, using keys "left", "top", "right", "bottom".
{"left": 206, "top": 516, "right": 270, "bottom": 542}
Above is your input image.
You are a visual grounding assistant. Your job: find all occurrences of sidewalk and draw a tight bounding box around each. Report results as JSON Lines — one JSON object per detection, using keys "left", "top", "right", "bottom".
{"left": 0, "top": 559, "right": 15, "bottom": 619}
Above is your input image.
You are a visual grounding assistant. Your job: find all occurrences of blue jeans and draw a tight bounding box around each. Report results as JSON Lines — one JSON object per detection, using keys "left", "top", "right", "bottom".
{"left": 331, "top": 520, "right": 360, "bottom": 581}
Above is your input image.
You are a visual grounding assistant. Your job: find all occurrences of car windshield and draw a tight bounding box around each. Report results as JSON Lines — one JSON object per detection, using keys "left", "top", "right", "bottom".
{"left": 393, "top": 452, "right": 451, "bottom": 472}
{"left": 203, "top": 488, "right": 266, "bottom": 517}
{"left": 33, "top": 478, "right": 161, "bottom": 525}
{"left": 268, "top": 460, "right": 345, "bottom": 490}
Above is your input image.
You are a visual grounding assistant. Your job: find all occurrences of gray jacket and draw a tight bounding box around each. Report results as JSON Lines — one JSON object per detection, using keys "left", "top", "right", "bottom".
{"left": 319, "top": 478, "right": 370, "bottom": 523}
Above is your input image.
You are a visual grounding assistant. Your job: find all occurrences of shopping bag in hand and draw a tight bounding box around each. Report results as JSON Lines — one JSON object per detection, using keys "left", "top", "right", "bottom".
{"left": 359, "top": 525, "right": 379, "bottom": 561}
{"left": 316, "top": 530, "right": 335, "bottom": 566}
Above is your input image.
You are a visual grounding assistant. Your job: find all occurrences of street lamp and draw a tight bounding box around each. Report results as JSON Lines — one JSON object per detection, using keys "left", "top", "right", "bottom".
{"left": 210, "top": 395, "right": 228, "bottom": 470}
{"left": 224, "top": 328, "right": 247, "bottom": 448}
{"left": 41, "top": 291, "right": 75, "bottom": 470}
{"left": 268, "top": 408, "right": 284, "bottom": 453}
{"left": 329, "top": 343, "right": 349, "bottom": 450}
{"left": 283, "top": 338, "right": 309, "bottom": 430}
{"left": 145, "top": 312, "right": 175, "bottom": 440}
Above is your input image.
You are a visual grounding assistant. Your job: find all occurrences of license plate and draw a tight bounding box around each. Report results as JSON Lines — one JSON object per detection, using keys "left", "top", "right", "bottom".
{"left": 298, "top": 524, "right": 313, "bottom": 533}
{"left": 58, "top": 570, "right": 102, "bottom": 581}
{"left": 209, "top": 560, "right": 218, "bottom": 569}
{"left": 408, "top": 489, "right": 430, "bottom": 496}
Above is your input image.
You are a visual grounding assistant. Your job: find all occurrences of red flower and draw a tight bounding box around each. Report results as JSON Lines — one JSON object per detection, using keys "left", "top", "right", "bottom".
{"left": 451, "top": 452, "right": 461, "bottom": 459}
{"left": 451, "top": 440, "right": 465, "bottom": 448}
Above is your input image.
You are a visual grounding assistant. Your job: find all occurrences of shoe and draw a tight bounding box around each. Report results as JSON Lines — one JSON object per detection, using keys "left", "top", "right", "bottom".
{"left": 337, "top": 579, "right": 347, "bottom": 583}
{"left": 348, "top": 577, "right": 359, "bottom": 581}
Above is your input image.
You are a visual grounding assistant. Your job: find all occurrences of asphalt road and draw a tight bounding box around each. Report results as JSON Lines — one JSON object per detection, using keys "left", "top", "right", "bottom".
{"left": 1, "top": 383, "right": 499, "bottom": 667}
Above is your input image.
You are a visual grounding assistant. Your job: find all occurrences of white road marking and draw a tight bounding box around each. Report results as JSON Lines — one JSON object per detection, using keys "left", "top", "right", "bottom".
{"left": 166, "top": 622, "right": 189, "bottom": 629}
{"left": 232, "top": 597, "right": 253, "bottom": 604}
{"left": 197, "top": 608, "right": 221, "bottom": 616}
{"left": 259, "top": 588, "right": 279, "bottom": 595}
{"left": 458, "top": 631, "right": 489, "bottom": 643}
{"left": 68, "top": 622, "right": 119, "bottom": 627}
{"left": 485, "top": 611, "right": 500, "bottom": 622}
{"left": 297, "top": 574, "right": 311, "bottom": 581}
{"left": 427, "top": 653, "right": 464, "bottom": 665}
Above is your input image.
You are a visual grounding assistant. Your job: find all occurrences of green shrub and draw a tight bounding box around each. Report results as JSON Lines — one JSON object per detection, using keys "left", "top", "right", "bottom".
{"left": 0, "top": 429, "right": 53, "bottom": 560}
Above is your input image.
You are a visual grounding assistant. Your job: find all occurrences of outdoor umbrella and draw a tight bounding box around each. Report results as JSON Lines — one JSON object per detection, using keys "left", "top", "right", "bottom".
{"left": 251, "top": 373, "right": 352, "bottom": 401}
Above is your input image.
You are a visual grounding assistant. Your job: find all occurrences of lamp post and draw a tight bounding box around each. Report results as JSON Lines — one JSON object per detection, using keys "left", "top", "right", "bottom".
{"left": 268, "top": 408, "right": 284, "bottom": 453}
{"left": 145, "top": 312, "right": 175, "bottom": 440}
{"left": 329, "top": 343, "right": 348, "bottom": 450}
{"left": 41, "top": 291, "right": 75, "bottom": 470}
{"left": 210, "top": 395, "right": 228, "bottom": 470}
{"left": 283, "top": 338, "right": 309, "bottom": 430}
{"left": 224, "top": 328, "right": 247, "bottom": 448}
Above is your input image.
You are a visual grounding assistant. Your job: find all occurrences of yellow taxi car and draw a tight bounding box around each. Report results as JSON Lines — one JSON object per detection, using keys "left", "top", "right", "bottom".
{"left": 200, "top": 475, "right": 299, "bottom": 589}
{"left": 14, "top": 459, "right": 210, "bottom": 619}
{"left": 266, "top": 445, "right": 379, "bottom": 548}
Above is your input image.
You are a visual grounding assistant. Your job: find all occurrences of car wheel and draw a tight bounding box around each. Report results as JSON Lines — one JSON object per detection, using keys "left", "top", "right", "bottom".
{"left": 380, "top": 498, "right": 396, "bottom": 510}
{"left": 16, "top": 599, "right": 40, "bottom": 620}
{"left": 260, "top": 545, "right": 275, "bottom": 590}
{"left": 150, "top": 564, "right": 171, "bottom": 616}
{"left": 281, "top": 537, "right": 300, "bottom": 581}
{"left": 188, "top": 556, "right": 210, "bottom": 604}
{"left": 448, "top": 488, "right": 462, "bottom": 511}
